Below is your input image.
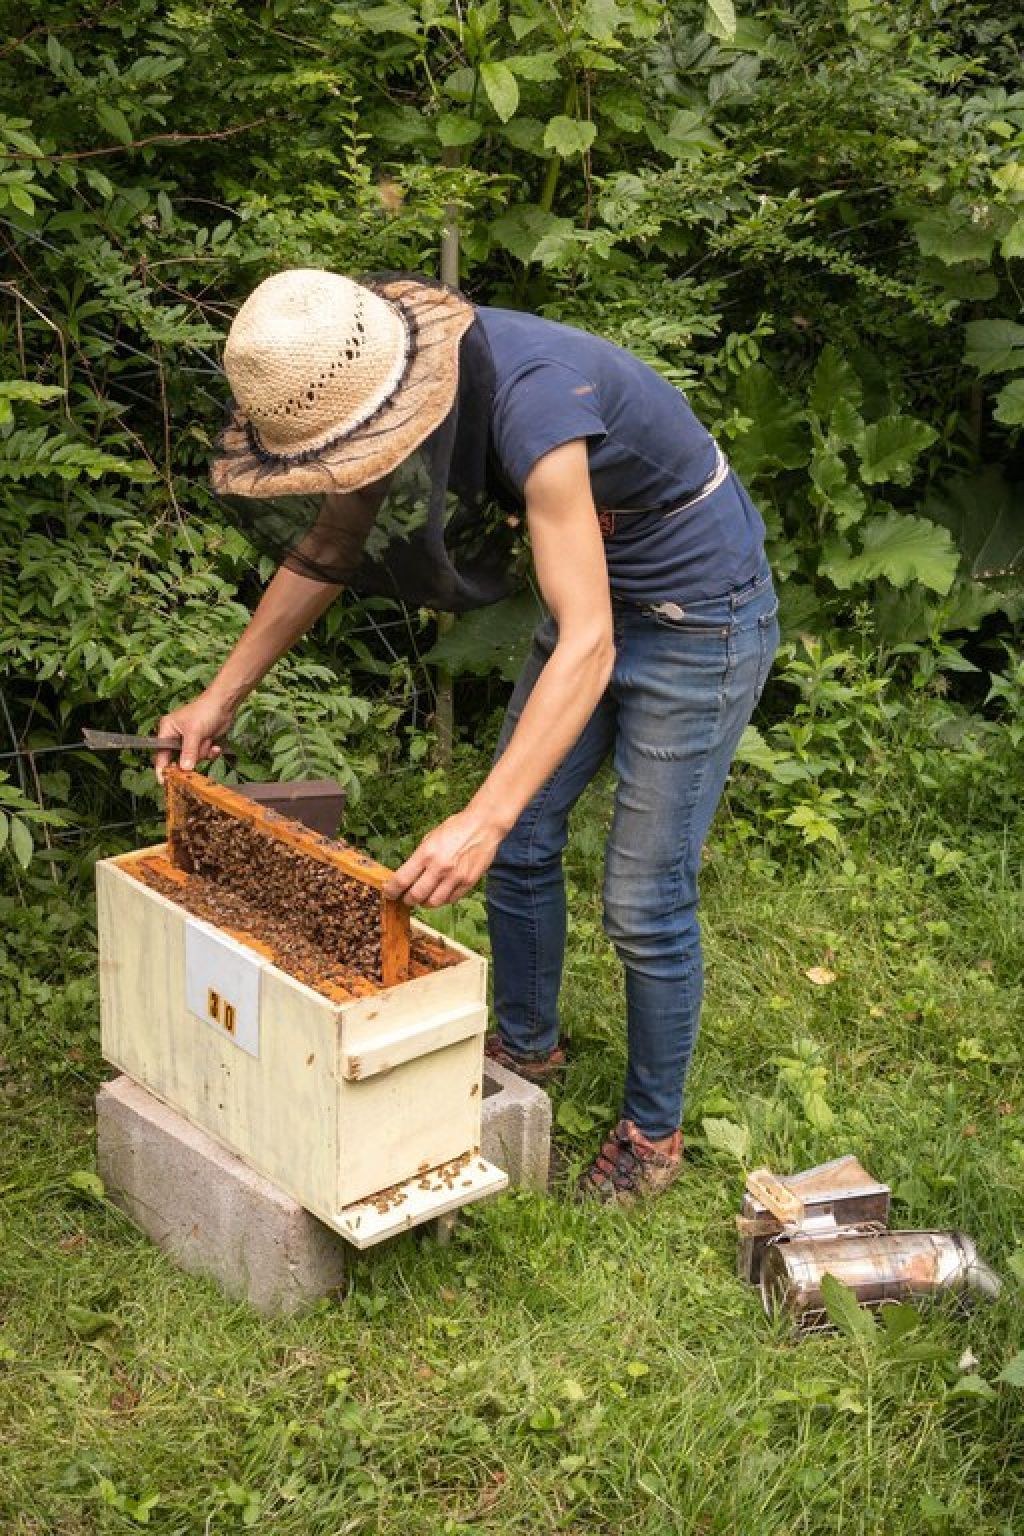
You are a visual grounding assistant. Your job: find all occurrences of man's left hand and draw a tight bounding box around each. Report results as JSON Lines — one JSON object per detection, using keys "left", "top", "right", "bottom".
{"left": 383, "top": 808, "right": 505, "bottom": 908}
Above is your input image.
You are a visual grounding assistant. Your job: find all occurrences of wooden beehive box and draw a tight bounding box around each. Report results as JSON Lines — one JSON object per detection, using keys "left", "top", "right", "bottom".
{"left": 96, "top": 769, "right": 506, "bottom": 1247}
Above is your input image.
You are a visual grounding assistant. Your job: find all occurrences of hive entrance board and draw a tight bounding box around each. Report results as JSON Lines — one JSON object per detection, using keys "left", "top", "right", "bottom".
{"left": 131, "top": 768, "right": 415, "bottom": 998}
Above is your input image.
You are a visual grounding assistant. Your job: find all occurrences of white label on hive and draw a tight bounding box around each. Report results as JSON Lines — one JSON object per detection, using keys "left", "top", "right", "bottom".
{"left": 184, "top": 916, "right": 263, "bottom": 1059}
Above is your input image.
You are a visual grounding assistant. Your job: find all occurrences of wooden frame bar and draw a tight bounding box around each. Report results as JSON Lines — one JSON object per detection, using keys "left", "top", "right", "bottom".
{"left": 164, "top": 767, "right": 411, "bottom": 987}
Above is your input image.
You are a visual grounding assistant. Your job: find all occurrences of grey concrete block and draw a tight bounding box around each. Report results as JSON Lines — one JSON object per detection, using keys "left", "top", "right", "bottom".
{"left": 480, "top": 1060, "right": 552, "bottom": 1191}
{"left": 96, "top": 1076, "right": 346, "bottom": 1316}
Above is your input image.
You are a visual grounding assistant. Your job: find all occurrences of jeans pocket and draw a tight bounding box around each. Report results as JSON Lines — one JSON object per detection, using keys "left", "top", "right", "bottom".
{"left": 647, "top": 605, "right": 731, "bottom": 637}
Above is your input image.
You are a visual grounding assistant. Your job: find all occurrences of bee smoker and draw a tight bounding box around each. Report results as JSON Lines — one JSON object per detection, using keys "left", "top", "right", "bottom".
{"left": 738, "top": 1161, "right": 1002, "bottom": 1336}
{"left": 736, "top": 1155, "right": 890, "bottom": 1285}
{"left": 760, "top": 1229, "right": 1001, "bottom": 1333}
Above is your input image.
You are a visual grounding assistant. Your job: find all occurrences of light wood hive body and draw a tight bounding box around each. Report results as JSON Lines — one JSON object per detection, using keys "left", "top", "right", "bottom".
{"left": 96, "top": 770, "right": 505, "bottom": 1247}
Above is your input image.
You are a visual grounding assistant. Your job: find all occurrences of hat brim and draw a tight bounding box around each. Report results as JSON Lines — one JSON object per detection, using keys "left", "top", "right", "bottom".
{"left": 209, "top": 277, "right": 476, "bottom": 499}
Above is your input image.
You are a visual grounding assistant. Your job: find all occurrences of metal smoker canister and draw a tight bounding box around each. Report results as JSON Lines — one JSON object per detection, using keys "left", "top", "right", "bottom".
{"left": 761, "top": 1229, "right": 1002, "bottom": 1332}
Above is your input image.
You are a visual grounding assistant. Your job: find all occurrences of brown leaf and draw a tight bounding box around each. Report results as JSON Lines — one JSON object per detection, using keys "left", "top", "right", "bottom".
{"left": 473, "top": 1470, "right": 507, "bottom": 1516}
{"left": 378, "top": 178, "right": 405, "bottom": 212}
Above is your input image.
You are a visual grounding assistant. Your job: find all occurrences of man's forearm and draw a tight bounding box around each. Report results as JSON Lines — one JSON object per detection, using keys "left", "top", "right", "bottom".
{"left": 469, "top": 633, "right": 613, "bottom": 836}
{"left": 207, "top": 565, "right": 343, "bottom": 710}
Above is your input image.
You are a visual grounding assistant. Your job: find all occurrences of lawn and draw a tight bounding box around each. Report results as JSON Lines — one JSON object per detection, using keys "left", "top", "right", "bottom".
{"left": 2, "top": 769, "right": 1023, "bottom": 1535}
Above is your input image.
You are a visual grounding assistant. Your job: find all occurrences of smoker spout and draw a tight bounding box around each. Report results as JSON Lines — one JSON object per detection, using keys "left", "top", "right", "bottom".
{"left": 945, "top": 1232, "right": 1002, "bottom": 1302}
{"left": 964, "top": 1255, "right": 1002, "bottom": 1301}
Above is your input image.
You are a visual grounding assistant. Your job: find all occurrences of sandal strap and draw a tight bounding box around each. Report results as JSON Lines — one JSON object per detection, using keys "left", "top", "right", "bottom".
{"left": 583, "top": 1119, "right": 681, "bottom": 1198}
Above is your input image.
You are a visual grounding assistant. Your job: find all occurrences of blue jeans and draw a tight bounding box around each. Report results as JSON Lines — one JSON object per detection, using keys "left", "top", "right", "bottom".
{"left": 485, "top": 559, "right": 780, "bottom": 1139}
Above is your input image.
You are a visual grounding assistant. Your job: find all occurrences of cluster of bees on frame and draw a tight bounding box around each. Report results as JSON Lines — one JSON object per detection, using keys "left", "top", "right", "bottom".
{"left": 166, "top": 789, "right": 384, "bottom": 986}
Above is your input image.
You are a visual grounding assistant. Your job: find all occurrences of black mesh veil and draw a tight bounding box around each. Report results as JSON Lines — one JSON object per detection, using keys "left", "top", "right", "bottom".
{"left": 212, "top": 274, "right": 523, "bottom": 612}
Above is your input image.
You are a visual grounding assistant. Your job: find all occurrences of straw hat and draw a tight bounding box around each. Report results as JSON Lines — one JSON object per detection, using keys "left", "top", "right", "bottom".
{"left": 210, "top": 269, "right": 475, "bottom": 498}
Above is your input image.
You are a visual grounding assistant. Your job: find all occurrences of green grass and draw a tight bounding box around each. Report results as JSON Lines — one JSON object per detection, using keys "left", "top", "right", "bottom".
{"left": 2, "top": 779, "right": 1023, "bottom": 1535}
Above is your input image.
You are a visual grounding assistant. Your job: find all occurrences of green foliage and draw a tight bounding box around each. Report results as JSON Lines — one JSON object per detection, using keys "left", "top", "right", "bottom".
{"left": 701, "top": 1115, "right": 751, "bottom": 1165}
{"left": 3, "top": 0, "right": 1024, "bottom": 882}
{"left": 824, "top": 513, "right": 958, "bottom": 596}
{"left": 726, "top": 627, "right": 1024, "bottom": 869}
{"left": 4, "top": 737, "right": 1024, "bottom": 1534}
{"left": 0, "top": 773, "right": 65, "bottom": 869}
{"left": 820, "top": 1273, "right": 878, "bottom": 1347}
{"left": 423, "top": 589, "right": 543, "bottom": 681}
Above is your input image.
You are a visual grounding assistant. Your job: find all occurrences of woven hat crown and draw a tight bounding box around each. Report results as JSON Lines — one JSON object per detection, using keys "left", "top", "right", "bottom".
{"left": 222, "top": 269, "right": 410, "bottom": 459}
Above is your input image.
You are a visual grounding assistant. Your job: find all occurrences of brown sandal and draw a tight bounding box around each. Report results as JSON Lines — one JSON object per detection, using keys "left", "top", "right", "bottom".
{"left": 577, "top": 1118, "right": 683, "bottom": 1207}
{"left": 483, "top": 1033, "right": 568, "bottom": 1086}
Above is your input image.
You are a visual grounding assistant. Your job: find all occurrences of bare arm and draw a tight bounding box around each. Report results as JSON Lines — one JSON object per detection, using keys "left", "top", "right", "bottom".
{"left": 154, "top": 564, "right": 342, "bottom": 781}
{"left": 154, "top": 483, "right": 388, "bottom": 781}
{"left": 386, "top": 439, "right": 614, "bottom": 906}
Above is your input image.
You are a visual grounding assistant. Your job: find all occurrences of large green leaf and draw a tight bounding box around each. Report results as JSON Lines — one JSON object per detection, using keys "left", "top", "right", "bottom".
{"left": 543, "top": 116, "right": 598, "bottom": 157}
{"left": 857, "top": 415, "right": 937, "bottom": 486}
{"left": 1001, "top": 218, "right": 1024, "bottom": 259}
{"left": 729, "top": 365, "right": 810, "bottom": 478}
{"left": 913, "top": 210, "right": 998, "bottom": 266}
{"left": 647, "top": 108, "right": 719, "bottom": 161}
{"left": 531, "top": 224, "right": 587, "bottom": 267}
{"left": 997, "top": 1352, "right": 1024, "bottom": 1388}
{"left": 705, "top": 0, "right": 737, "bottom": 42}
{"left": 964, "top": 318, "right": 1024, "bottom": 378}
{"left": 923, "top": 469, "right": 1024, "bottom": 582}
{"left": 489, "top": 206, "right": 572, "bottom": 263}
{"left": 921, "top": 259, "right": 1000, "bottom": 303}
{"left": 830, "top": 398, "right": 866, "bottom": 449}
{"left": 0, "top": 380, "right": 65, "bottom": 426}
{"left": 808, "top": 345, "right": 863, "bottom": 421}
{"left": 359, "top": 3, "right": 421, "bottom": 37}
{"left": 580, "top": 0, "right": 626, "bottom": 42}
{"left": 422, "top": 590, "right": 543, "bottom": 681}
{"left": 480, "top": 60, "right": 520, "bottom": 123}
{"left": 372, "top": 104, "right": 437, "bottom": 148}
{"left": 993, "top": 163, "right": 1024, "bottom": 195}
{"left": 809, "top": 449, "right": 866, "bottom": 530}
{"left": 94, "top": 102, "right": 133, "bottom": 145}
{"left": 435, "top": 113, "right": 482, "bottom": 148}
{"left": 0, "top": 380, "right": 65, "bottom": 403}
{"left": 9, "top": 815, "right": 33, "bottom": 869}
{"left": 506, "top": 52, "right": 561, "bottom": 81}
{"left": 873, "top": 578, "right": 1012, "bottom": 645}
{"left": 441, "top": 66, "right": 476, "bottom": 103}
{"left": 994, "top": 378, "right": 1024, "bottom": 426}
{"left": 823, "top": 512, "right": 958, "bottom": 594}
{"left": 497, "top": 118, "right": 547, "bottom": 156}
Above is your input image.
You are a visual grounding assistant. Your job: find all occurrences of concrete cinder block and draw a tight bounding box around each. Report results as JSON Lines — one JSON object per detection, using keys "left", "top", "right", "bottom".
{"left": 480, "top": 1060, "right": 552, "bottom": 1191}
{"left": 96, "top": 1076, "right": 346, "bottom": 1315}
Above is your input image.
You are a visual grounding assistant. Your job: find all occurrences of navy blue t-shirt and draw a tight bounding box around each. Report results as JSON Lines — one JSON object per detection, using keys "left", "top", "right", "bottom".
{"left": 476, "top": 305, "right": 765, "bottom": 604}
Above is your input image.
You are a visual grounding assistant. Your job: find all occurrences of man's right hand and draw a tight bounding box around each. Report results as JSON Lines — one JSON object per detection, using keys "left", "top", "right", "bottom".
{"left": 154, "top": 692, "right": 235, "bottom": 784}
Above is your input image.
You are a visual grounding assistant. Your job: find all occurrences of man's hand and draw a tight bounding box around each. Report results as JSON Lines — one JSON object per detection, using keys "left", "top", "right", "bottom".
{"left": 154, "top": 692, "right": 235, "bottom": 784}
{"left": 384, "top": 807, "right": 506, "bottom": 908}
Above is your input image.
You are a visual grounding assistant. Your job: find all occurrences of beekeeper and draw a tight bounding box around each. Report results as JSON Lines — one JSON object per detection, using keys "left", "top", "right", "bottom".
{"left": 156, "top": 270, "right": 779, "bottom": 1203}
